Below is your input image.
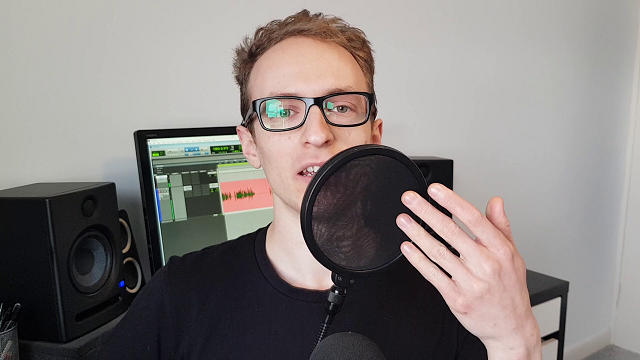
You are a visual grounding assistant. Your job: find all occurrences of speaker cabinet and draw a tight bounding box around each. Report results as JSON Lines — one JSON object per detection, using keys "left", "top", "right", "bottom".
{"left": 118, "top": 209, "right": 145, "bottom": 295}
{"left": 410, "top": 157, "right": 456, "bottom": 254}
{"left": 0, "top": 182, "right": 135, "bottom": 343}
{"left": 410, "top": 156, "right": 454, "bottom": 218}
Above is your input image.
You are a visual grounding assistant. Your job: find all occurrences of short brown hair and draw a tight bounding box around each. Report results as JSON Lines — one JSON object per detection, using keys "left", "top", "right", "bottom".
{"left": 232, "top": 9, "right": 377, "bottom": 128}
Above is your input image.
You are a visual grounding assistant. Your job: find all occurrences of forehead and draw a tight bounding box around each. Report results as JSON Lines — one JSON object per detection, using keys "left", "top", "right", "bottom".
{"left": 247, "top": 36, "right": 368, "bottom": 100}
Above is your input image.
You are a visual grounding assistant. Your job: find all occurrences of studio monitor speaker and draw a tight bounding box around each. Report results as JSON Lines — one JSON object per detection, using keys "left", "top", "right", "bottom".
{"left": 410, "top": 156, "right": 454, "bottom": 218}
{"left": 0, "top": 182, "right": 136, "bottom": 342}
{"left": 410, "top": 157, "right": 456, "bottom": 253}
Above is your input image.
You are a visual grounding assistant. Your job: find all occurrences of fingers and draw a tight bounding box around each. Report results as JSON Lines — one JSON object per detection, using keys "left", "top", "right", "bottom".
{"left": 400, "top": 241, "right": 463, "bottom": 303}
{"left": 485, "top": 196, "right": 514, "bottom": 243}
{"left": 397, "top": 186, "right": 519, "bottom": 284}
{"left": 399, "top": 191, "right": 481, "bottom": 255}
{"left": 397, "top": 187, "right": 536, "bottom": 354}
{"left": 396, "top": 213, "right": 471, "bottom": 283}
{"left": 425, "top": 184, "right": 507, "bottom": 251}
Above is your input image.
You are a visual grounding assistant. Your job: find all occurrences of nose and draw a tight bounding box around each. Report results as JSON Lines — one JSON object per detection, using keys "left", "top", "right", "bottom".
{"left": 302, "top": 105, "right": 334, "bottom": 147}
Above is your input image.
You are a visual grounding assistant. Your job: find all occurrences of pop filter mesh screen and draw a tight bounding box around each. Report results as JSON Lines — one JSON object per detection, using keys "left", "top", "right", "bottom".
{"left": 310, "top": 154, "right": 422, "bottom": 272}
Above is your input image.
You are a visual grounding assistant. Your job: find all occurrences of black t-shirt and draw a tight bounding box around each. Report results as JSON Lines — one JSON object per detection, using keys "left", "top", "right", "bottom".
{"left": 102, "top": 227, "right": 487, "bottom": 359}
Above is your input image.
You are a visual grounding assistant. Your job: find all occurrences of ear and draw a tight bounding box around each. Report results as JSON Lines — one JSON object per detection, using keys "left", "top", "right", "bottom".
{"left": 237, "top": 125, "right": 262, "bottom": 169}
{"left": 371, "top": 118, "right": 383, "bottom": 145}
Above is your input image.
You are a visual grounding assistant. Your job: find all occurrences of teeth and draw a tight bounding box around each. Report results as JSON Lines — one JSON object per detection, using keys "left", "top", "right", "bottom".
{"left": 301, "top": 165, "right": 321, "bottom": 176}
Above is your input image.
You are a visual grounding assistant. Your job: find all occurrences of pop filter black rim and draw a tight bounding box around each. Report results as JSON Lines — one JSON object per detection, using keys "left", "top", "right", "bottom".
{"left": 300, "top": 144, "right": 428, "bottom": 278}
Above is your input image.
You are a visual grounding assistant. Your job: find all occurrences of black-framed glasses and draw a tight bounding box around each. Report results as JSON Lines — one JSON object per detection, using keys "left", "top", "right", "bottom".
{"left": 241, "top": 92, "right": 376, "bottom": 132}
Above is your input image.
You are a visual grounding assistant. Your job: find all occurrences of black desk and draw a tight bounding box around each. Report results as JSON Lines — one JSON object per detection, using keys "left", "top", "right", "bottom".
{"left": 19, "top": 315, "right": 122, "bottom": 360}
{"left": 527, "top": 270, "right": 570, "bottom": 360}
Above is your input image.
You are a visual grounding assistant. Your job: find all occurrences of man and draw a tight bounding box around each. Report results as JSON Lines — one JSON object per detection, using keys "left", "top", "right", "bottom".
{"left": 103, "top": 10, "right": 541, "bottom": 359}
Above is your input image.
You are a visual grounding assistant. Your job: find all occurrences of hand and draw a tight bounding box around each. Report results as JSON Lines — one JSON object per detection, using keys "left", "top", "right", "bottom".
{"left": 396, "top": 184, "right": 542, "bottom": 360}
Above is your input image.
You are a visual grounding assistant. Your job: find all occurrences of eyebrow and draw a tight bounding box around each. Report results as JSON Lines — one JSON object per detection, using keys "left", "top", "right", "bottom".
{"left": 266, "top": 87, "right": 359, "bottom": 98}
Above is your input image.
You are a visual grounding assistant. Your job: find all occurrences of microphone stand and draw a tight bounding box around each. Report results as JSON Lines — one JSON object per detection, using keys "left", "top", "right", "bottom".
{"left": 315, "top": 273, "right": 355, "bottom": 348}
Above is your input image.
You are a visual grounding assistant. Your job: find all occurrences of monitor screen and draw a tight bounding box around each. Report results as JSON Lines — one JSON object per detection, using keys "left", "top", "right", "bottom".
{"left": 135, "top": 127, "right": 274, "bottom": 274}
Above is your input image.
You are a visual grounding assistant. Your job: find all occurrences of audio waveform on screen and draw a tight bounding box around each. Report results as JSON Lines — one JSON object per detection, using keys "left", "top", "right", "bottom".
{"left": 219, "top": 178, "right": 273, "bottom": 213}
{"left": 222, "top": 188, "right": 256, "bottom": 201}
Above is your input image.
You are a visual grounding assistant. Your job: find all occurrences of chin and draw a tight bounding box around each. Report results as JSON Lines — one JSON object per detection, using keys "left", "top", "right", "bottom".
{"left": 297, "top": 173, "right": 315, "bottom": 185}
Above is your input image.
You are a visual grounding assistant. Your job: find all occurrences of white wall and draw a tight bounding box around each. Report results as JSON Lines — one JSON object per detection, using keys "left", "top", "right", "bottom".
{"left": 614, "top": 24, "right": 640, "bottom": 350}
{"left": 1, "top": 0, "right": 638, "bottom": 353}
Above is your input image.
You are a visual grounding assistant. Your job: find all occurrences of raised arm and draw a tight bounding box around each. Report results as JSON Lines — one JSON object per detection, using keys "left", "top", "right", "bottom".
{"left": 396, "top": 184, "right": 542, "bottom": 360}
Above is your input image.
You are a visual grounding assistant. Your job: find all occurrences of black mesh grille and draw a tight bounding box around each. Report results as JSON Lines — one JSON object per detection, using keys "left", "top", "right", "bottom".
{"left": 307, "top": 149, "right": 424, "bottom": 273}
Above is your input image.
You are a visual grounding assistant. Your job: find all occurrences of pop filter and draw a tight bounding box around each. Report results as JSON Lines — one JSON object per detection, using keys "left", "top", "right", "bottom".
{"left": 300, "top": 144, "right": 429, "bottom": 346}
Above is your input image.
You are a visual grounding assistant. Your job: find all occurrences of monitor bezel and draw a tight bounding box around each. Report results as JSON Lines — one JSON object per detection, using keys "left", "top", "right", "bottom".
{"left": 134, "top": 126, "right": 239, "bottom": 275}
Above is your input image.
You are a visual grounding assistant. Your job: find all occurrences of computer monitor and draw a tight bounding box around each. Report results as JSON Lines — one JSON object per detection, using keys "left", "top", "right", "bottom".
{"left": 135, "top": 127, "right": 274, "bottom": 274}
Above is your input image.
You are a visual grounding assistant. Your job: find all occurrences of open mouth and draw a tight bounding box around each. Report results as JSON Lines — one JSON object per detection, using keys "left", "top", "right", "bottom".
{"left": 299, "top": 165, "right": 321, "bottom": 177}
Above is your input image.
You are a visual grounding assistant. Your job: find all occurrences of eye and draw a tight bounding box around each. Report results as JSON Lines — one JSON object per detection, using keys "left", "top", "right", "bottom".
{"left": 264, "top": 99, "right": 299, "bottom": 118}
{"left": 326, "top": 101, "right": 352, "bottom": 114}
{"left": 278, "top": 108, "right": 292, "bottom": 117}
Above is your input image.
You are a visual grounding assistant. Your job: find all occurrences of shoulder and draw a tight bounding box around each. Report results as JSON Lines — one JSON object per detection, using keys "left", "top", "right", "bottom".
{"left": 127, "top": 227, "right": 265, "bottom": 322}
{"left": 161, "top": 227, "right": 263, "bottom": 288}
{"left": 102, "top": 228, "right": 267, "bottom": 359}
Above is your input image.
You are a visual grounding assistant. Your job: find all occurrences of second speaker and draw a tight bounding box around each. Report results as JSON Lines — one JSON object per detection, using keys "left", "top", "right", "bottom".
{"left": 0, "top": 182, "right": 137, "bottom": 342}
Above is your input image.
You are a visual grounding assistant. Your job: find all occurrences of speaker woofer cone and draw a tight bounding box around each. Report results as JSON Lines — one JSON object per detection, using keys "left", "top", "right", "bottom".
{"left": 69, "top": 230, "right": 113, "bottom": 294}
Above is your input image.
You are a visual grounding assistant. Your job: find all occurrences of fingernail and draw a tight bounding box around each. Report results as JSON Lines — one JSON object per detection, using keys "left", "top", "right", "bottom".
{"left": 402, "top": 191, "right": 418, "bottom": 205}
{"left": 401, "top": 242, "right": 413, "bottom": 255}
{"left": 397, "top": 214, "right": 412, "bottom": 228}
{"left": 428, "top": 184, "right": 443, "bottom": 197}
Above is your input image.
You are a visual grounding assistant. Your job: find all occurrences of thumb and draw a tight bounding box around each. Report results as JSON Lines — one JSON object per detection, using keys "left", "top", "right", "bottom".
{"left": 486, "top": 197, "right": 514, "bottom": 242}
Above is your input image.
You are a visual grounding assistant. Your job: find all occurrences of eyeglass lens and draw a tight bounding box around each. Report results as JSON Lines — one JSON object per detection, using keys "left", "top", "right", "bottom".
{"left": 258, "top": 94, "right": 369, "bottom": 130}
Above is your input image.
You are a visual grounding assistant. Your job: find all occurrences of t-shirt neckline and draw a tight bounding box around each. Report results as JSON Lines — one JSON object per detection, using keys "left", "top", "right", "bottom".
{"left": 254, "top": 226, "right": 327, "bottom": 303}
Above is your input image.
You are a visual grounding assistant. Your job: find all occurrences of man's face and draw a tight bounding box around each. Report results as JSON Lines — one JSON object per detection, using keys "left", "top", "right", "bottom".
{"left": 237, "top": 36, "right": 383, "bottom": 215}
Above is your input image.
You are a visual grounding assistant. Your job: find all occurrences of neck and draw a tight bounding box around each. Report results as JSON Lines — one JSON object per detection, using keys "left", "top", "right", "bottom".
{"left": 265, "top": 199, "right": 332, "bottom": 290}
